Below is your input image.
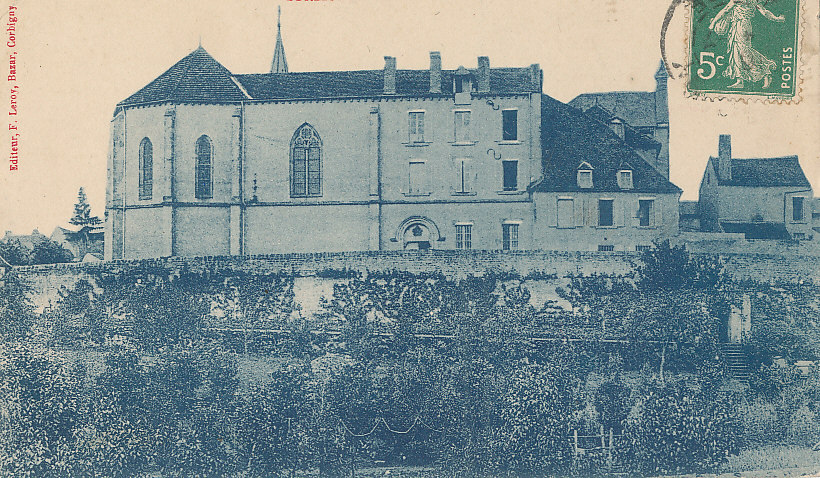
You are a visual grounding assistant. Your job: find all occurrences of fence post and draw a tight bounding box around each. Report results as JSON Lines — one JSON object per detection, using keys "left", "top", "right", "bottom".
{"left": 608, "top": 427, "right": 614, "bottom": 468}
{"left": 600, "top": 424, "right": 605, "bottom": 449}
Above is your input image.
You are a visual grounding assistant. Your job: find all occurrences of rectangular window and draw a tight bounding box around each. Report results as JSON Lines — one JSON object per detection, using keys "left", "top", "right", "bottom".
{"left": 636, "top": 245, "right": 652, "bottom": 252}
{"left": 793, "top": 197, "right": 805, "bottom": 221}
{"left": 617, "top": 170, "right": 633, "bottom": 190}
{"left": 638, "top": 199, "right": 653, "bottom": 227}
{"left": 502, "top": 110, "right": 518, "bottom": 141}
{"left": 577, "top": 170, "right": 593, "bottom": 189}
{"left": 598, "top": 199, "right": 614, "bottom": 227}
{"left": 502, "top": 160, "right": 518, "bottom": 191}
{"left": 456, "top": 159, "right": 472, "bottom": 193}
{"left": 409, "top": 111, "right": 425, "bottom": 143}
{"left": 557, "top": 198, "right": 574, "bottom": 228}
{"left": 502, "top": 223, "right": 519, "bottom": 250}
{"left": 456, "top": 224, "right": 472, "bottom": 250}
{"left": 408, "top": 161, "right": 426, "bottom": 195}
{"left": 598, "top": 245, "right": 615, "bottom": 252}
{"left": 454, "top": 110, "right": 471, "bottom": 142}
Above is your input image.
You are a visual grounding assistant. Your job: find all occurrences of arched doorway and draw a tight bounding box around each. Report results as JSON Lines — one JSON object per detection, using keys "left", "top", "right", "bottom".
{"left": 396, "top": 216, "right": 441, "bottom": 250}
{"left": 403, "top": 223, "right": 432, "bottom": 250}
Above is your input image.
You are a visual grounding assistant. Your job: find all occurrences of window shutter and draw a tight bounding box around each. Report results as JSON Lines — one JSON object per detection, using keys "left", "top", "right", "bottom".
{"left": 654, "top": 199, "right": 661, "bottom": 227}
{"left": 576, "top": 197, "right": 586, "bottom": 227}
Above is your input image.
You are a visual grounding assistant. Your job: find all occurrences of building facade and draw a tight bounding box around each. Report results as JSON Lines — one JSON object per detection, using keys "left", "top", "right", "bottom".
{"left": 697, "top": 135, "right": 814, "bottom": 241}
{"left": 105, "top": 39, "right": 681, "bottom": 259}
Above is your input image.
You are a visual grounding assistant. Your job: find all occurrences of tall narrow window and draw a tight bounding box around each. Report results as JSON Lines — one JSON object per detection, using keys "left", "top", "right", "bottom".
{"left": 456, "top": 224, "right": 472, "bottom": 250}
{"left": 408, "top": 161, "right": 426, "bottom": 195}
{"left": 557, "top": 198, "right": 574, "bottom": 228}
{"left": 638, "top": 199, "right": 654, "bottom": 227}
{"left": 454, "top": 111, "right": 471, "bottom": 142}
{"left": 502, "top": 110, "right": 518, "bottom": 140}
{"left": 598, "top": 199, "right": 614, "bottom": 227}
{"left": 793, "top": 197, "right": 805, "bottom": 221}
{"left": 291, "top": 124, "right": 322, "bottom": 197}
{"left": 502, "top": 223, "right": 519, "bottom": 250}
{"left": 409, "top": 111, "right": 425, "bottom": 143}
{"left": 456, "top": 159, "right": 473, "bottom": 193}
{"left": 139, "top": 138, "right": 153, "bottom": 200}
{"left": 502, "top": 160, "right": 518, "bottom": 191}
{"left": 195, "top": 135, "right": 212, "bottom": 199}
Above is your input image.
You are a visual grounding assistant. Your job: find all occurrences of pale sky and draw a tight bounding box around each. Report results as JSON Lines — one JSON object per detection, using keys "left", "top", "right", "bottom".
{"left": 1, "top": 0, "right": 818, "bottom": 235}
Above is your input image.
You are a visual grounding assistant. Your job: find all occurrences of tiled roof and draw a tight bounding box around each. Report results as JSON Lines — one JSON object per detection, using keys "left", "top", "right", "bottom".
{"left": 712, "top": 156, "right": 811, "bottom": 188}
{"left": 118, "top": 47, "right": 248, "bottom": 107}
{"left": 118, "top": 47, "right": 539, "bottom": 107}
{"left": 531, "top": 95, "right": 681, "bottom": 194}
{"left": 580, "top": 104, "right": 661, "bottom": 150}
{"left": 569, "top": 91, "right": 662, "bottom": 126}
{"left": 234, "top": 67, "right": 538, "bottom": 99}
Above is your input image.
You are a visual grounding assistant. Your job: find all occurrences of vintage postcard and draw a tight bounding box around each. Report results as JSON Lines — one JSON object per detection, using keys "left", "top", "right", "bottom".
{"left": 0, "top": 1, "right": 819, "bottom": 476}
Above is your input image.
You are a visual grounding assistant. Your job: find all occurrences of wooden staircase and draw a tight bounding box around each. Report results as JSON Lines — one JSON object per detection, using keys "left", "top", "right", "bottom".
{"left": 720, "top": 343, "right": 750, "bottom": 382}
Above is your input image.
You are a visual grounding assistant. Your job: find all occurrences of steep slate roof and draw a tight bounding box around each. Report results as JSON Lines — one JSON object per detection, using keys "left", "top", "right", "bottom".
{"left": 531, "top": 95, "right": 681, "bottom": 194}
{"left": 569, "top": 91, "right": 663, "bottom": 126}
{"left": 234, "top": 67, "right": 538, "bottom": 99}
{"left": 117, "top": 47, "right": 539, "bottom": 107}
{"left": 569, "top": 61, "right": 668, "bottom": 126}
{"left": 711, "top": 156, "right": 811, "bottom": 188}
{"left": 581, "top": 104, "right": 661, "bottom": 150}
{"left": 118, "top": 47, "right": 248, "bottom": 107}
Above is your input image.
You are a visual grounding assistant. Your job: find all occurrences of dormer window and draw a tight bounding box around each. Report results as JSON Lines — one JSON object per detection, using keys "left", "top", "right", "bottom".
{"left": 577, "top": 162, "right": 593, "bottom": 189}
{"left": 453, "top": 66, "right": 472, "bottom": 100}
{"left": 455, "top": 76, "right": 468, "bottom": 93}
{"left": 617, "top": 169, "right": 633, "bottom": 190}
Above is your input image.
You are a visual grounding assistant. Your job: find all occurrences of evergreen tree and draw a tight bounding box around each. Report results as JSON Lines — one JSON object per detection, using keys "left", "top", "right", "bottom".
{"left": 69, "top": 187, "right": 102, "bottom": 229}
{"left": 69, "top": 187, "right": 102, "bottom": 257}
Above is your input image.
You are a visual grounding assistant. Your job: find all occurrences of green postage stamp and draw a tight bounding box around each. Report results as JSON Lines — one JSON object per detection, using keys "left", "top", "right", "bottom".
{"left": 688, "top": 0, "right": 801, "bottom": 100}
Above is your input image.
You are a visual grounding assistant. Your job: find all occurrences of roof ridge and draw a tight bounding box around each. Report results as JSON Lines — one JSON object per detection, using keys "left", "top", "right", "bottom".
{"left": 168, "top": 48, "right": 201, "bottom": 104}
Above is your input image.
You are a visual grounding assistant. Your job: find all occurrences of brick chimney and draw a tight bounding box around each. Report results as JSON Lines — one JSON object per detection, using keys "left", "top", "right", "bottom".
{"left": 383, "top": 56, "right": 396, "bottom": 95}
{"left": 429, "top": 51, "right": 441, "bottom": 93}
{"left": 718, "top": 134, "right": 732, "bottom": 181}
{"left": 477, "top": 56, "right": 490, "bottom": 93}
{"left": 529, "top": 64, "right": 542, "bottom": 91}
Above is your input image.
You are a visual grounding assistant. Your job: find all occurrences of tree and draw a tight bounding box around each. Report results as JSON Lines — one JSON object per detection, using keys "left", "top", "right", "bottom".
{"left": 68, "top": 187, "right": 102, "bottom": 257}
{"left": 0, "top": 238, "right": 31, "bottom": 265}
{"left": 0, "top": 343, "right": 85, "bottom": 477}
{"left": 30, "top": 238, "right": 73, "bottom": 264}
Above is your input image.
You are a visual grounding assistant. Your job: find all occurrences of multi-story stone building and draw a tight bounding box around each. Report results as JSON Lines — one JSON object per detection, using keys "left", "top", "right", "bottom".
{"left": 105, "top": 30, "right": 681, "bottom": 259}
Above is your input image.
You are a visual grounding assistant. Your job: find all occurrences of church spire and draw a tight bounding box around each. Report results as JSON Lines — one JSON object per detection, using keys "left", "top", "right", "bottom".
{"left": 270, "top": 6, "right": 288, "bottom": 73}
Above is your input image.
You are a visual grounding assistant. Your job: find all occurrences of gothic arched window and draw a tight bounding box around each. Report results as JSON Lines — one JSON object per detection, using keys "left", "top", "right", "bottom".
{"left": 138, "top": 138, "right": 153, "bottom": 200}
{"left": 290, "top": 124, "right": 322, "bottom": 197}
{"left": 195, "top": 135, "right": 213, "bottom": 199}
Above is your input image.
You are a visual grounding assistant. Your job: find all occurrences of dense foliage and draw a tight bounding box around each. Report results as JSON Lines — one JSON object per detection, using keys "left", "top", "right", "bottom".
{"left": 0, "top": 245, "right": 818, "bottom": 476}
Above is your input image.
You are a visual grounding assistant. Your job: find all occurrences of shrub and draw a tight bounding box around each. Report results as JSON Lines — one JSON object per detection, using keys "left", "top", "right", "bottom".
{"left": 495, "top": 362, "right": 575, "bottom": 475}
{"left": 787, "top": 404, "right": 820, "bottom": 446}
{"left": 622, "top": 381, "right": 741, "bottom": 475}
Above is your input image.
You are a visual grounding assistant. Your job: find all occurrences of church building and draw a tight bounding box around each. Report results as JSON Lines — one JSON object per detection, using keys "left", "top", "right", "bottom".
{"left": 105, "top": 17, "right": 681, "bottom": 260}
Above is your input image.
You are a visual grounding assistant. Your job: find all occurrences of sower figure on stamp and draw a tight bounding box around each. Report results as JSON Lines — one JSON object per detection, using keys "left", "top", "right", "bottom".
{"left": 709, "top": 0, "right": 785, "bottom": 89}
